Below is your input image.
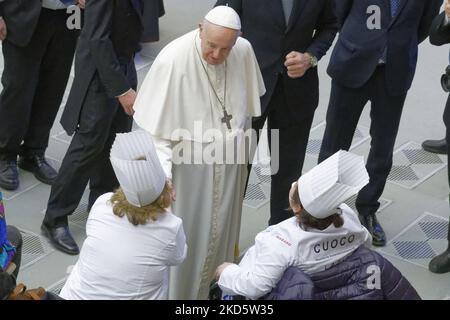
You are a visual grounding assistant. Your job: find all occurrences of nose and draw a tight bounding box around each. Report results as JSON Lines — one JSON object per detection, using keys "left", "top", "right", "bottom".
{"left": 212, "top": 49, "right": 221, "bottom": 60}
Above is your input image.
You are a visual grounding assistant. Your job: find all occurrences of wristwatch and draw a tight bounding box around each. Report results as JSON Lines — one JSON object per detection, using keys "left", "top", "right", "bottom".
{"left": 308, "top": 53, "right": 318, "bottom": 68}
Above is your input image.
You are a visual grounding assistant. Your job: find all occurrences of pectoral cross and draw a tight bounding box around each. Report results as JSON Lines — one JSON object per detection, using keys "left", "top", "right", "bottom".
{"left": 221, "top": 110, "right": 233, "bottom": 131}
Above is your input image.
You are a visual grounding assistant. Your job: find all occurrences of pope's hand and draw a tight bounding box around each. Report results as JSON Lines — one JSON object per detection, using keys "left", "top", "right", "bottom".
{"left": 0, "top": 17, "right": 7, "bottom": 41}
{"left": 215, "top": 262, "right": 234, "bottom": 281}
{"left": 77, "top": 0, "right": 86, "bottom": 9}
{"left": 118, "top": 89, "right": 137, "bottom": 116}
{"left": 284, "top": 51, "right": 311, "bottom": 79}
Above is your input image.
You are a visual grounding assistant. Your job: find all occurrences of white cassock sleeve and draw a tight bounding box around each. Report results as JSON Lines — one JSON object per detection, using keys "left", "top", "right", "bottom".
{"left": 153, "top": 137, "right": 173, "bottom": 180}
{"left": 218, "top": 231, "right": 290, "bottom": 300}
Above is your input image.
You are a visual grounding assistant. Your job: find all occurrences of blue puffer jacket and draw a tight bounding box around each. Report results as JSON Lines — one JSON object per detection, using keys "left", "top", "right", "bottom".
{"left": 263, "top": 246, "right": 420, "bottom": 300}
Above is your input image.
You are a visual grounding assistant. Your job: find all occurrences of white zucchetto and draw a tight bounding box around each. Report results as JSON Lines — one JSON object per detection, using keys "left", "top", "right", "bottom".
{"left": 205, "top": 5, "right": 241, "bottom": 30}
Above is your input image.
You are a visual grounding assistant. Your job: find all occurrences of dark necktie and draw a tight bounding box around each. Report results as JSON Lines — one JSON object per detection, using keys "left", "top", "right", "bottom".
{"left": 390, "top": 0, "right": 401, "bottom": 17}
{"left": 380, "top": 0, "right": 402, "bottom": 63}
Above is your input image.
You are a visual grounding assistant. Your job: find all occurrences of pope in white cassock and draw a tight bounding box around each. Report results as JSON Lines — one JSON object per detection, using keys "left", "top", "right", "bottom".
{"left": 133, "top": 6, "right": 266, "bottom": 299}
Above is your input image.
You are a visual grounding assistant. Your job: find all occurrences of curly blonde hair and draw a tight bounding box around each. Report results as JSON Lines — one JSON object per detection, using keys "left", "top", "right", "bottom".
{"left": 110, "top": 182, "right": 172, "bottom": 226}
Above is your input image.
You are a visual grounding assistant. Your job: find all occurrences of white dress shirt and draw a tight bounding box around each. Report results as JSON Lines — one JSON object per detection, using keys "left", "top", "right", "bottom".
{"left": 60, "top": 193, "right": 187, "bottom": 300}
{"left": 218, "top": 204, "right": 372, "bottom": 300}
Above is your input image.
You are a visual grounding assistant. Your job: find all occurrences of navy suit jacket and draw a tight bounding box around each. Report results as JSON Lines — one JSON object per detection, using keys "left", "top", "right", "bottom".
{"left": 215, "top": 0, "right": 338, "bottom": 120}
{"left": 0, "top": 0, "right": 41, "bottom": 47}
{"left": 327, "top": 0, "right": 441, "bottom": 96}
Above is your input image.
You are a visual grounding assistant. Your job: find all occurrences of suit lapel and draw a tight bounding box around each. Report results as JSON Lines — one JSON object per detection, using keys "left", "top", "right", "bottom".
{"left": 388, "top": 0, "right": 408, "bottom": 28}
{"left": 286, "top": 0, "right": 308, "bottom": 34}
{"left": 268, "top": 0, "right": 288, "bottom": 32}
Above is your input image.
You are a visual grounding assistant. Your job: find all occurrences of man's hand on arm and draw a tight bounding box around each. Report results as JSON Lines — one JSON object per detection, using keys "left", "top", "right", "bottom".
{"left": 118, "top": 89, "right": 137, "bottom": 116}
{"left": 0, "top": 17, "right": 7, "bottom": 41}
{"left": 284, "top": 51, "right": 312, "bottom": 79}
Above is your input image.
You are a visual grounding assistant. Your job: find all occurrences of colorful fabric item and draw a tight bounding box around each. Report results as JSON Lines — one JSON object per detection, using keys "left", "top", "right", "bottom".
{"left": 0, "top": 192, "right": 16, "bottom": 272}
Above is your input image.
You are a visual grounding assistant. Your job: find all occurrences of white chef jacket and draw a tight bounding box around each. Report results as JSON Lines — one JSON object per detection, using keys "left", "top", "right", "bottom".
{"left": 60, "top": 193, "right": 187, "bottom": 300}
{"left": 218, "top": 204, "right": 372, "bottom": 300}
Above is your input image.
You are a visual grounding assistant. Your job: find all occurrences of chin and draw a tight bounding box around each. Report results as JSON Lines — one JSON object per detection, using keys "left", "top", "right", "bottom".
{"left": 207, "top": 58, "right": 223, "bottom": 65}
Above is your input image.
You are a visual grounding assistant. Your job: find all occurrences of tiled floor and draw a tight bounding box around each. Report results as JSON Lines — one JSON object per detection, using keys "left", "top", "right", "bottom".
{"left": 1, "top": 0, "right": 450, "bottom": 299}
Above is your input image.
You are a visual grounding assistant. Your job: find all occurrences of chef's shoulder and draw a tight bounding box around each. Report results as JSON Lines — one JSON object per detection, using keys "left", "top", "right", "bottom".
{"left": 255, "top": 217, "right": 301, "bottom": 251}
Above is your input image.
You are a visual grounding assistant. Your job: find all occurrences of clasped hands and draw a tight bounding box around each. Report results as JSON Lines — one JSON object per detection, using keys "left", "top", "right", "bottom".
{"left": 284, "top": 51, "right": 312, "bottom": 79}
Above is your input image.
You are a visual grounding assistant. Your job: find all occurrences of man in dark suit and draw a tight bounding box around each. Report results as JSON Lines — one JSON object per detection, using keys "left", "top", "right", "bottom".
{"left": 41, "top": 0, "right": 163, "bottom": 255}
{"left": 215, "top": 0, "right": 338, "bottom": 225}
{"left": 0, "top": 0, "right": 81, "bottom": 191}
{"left": 428, "top": 2, "right": 450, "bottom": 274}
{"left": 318, "top": 0, "right": 441, "bottom": 246}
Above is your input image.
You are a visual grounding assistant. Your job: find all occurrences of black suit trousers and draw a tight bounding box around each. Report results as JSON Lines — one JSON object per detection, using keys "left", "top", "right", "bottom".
{"left": 251, "top": 77, "right": 314, "bottom": 226}
{"left": 442, "top": 94, "right": 450, "bottom": 241}
{"left": 319, "top": 66, "right": 407, "bottom": 217}
{"left": 44, "top": 60, "right": 137, "bottom": 226}
{"left": 0, "top": 9, "right": 78, "bottom": 160}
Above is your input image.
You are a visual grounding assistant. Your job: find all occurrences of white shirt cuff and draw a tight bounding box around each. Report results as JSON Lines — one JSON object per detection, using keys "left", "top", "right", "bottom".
{"left": 116, "top": 88, "right": 132, "bottom": 98}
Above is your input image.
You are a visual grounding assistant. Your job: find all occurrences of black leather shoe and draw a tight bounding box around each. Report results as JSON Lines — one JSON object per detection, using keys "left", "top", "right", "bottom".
{"left": 422, "top": 138, "right": 447, "bottom": 154}
{"left": 429, "top": 247, "right": 450, "bottom": 274}
{"left": 18, "top": 155, "right": 58, "bottom": 185}
{"left": 360, "top": 213, "right": 386, "bottom": 247}
{"left": 41, "top": 223, "right": 79, "bottom": 255}
{"left": 0, "top": 159, "right": 19, "bottom": 191}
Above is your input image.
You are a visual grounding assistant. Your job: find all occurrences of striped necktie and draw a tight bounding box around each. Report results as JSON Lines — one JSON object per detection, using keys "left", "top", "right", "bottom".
{"left": 380, "top": 0, "right": 402, "bottom": 64}
{"left": 390, "top": 0, "right": 401, "bottom": 17}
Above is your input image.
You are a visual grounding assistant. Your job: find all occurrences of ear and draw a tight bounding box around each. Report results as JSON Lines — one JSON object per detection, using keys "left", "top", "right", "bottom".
{"left": 198, "top": 23, "right": 205, "bottom": 39}
{"left": 292, "top": 202, "right": 302, "bottom": 214}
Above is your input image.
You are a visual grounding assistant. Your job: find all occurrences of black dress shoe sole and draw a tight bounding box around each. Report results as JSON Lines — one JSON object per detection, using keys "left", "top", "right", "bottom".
{"left": 18, "top": 161, "right": 55, "bottom": 185}
{"left": 40, "top": 224, "right": 80, "bottom": 255}
{"left": 422, "top": 145, "right": 448, "bottom": 155}
{"left": 428, "top": 264, "right": 450, "bottom": 274}
{"left": 0, "top": 180, "right": 19, "bottom": 191}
